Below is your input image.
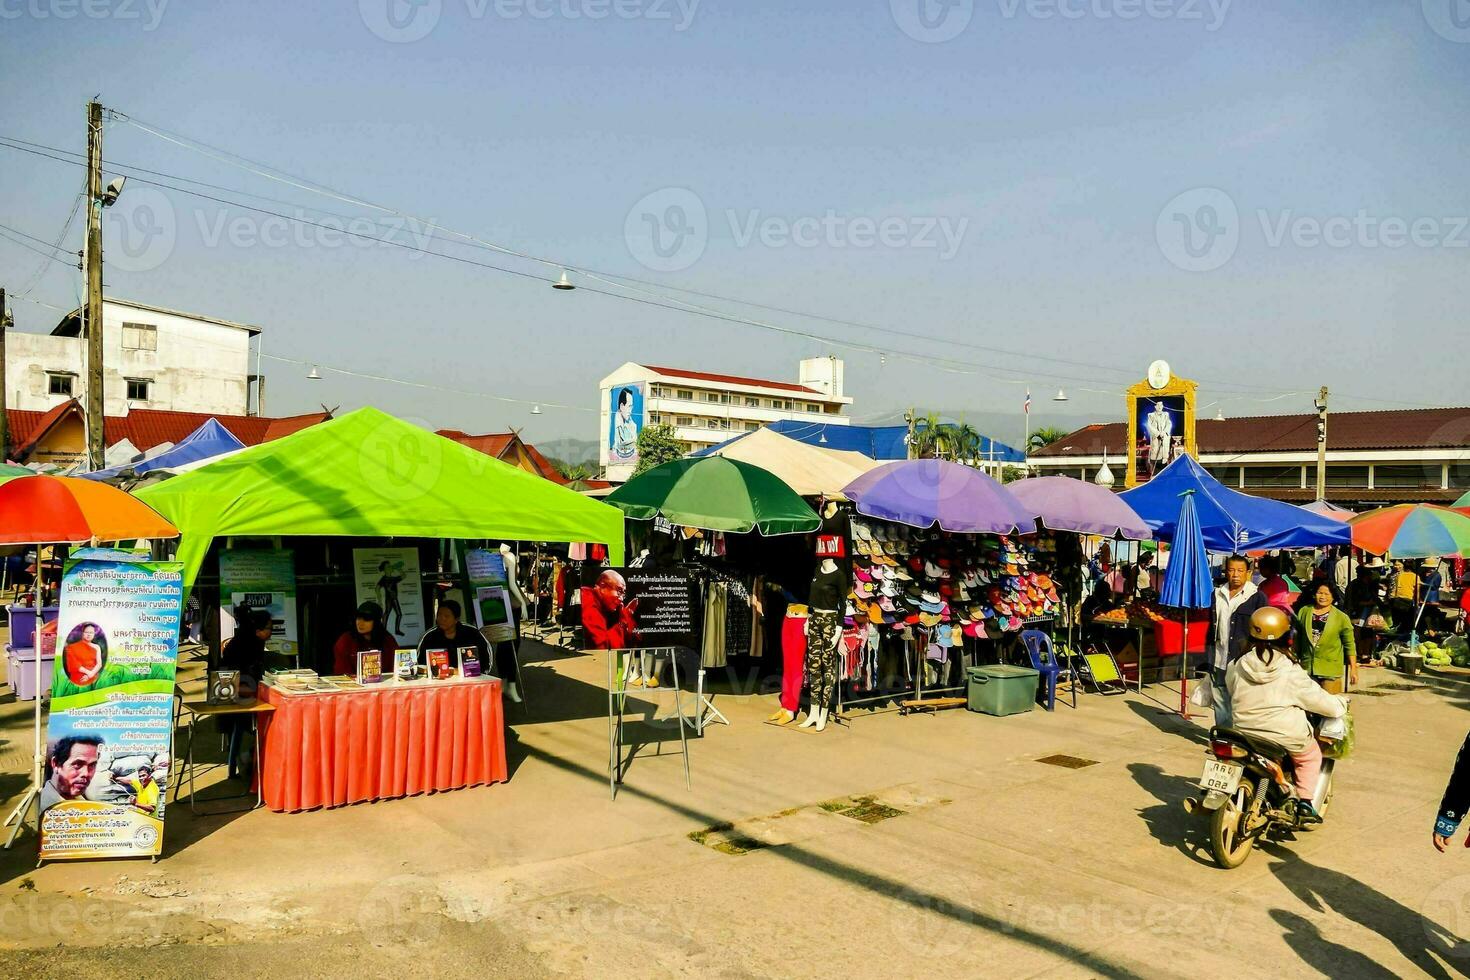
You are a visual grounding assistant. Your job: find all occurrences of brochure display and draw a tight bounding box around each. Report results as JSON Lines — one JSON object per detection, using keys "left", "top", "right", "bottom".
{"left": 218, "top": 548, "right": 299, "bottom": 657}
{"left": 39, "top": 551, "right": 184, "bottom": 862}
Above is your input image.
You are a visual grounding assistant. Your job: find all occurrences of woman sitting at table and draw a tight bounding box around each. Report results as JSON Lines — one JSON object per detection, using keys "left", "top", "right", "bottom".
{"left": 220, "top": 606, "right": 273, "bottom": 698}
{"left": 1294, "top": 582, "right": 1357, "bottom": 693}
{"left": 332, "top": 600, "right": 397, "bottom": 676}
{"left": 416, "top": 599, "right": 489, "bottom": 678}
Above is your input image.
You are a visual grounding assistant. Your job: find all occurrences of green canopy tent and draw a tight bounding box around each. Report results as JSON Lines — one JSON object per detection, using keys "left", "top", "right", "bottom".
{"left": 138, "top": 407, "right": 624, "bottom": 590}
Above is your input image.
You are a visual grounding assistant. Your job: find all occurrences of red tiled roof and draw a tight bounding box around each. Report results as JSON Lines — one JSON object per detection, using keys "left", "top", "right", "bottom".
{"left": 1033, "top": 407, "right": 1470, "bottom": 458}
{"left": 435, "top": 430, "right": 567, "bottom": 483}
{"left": 9, "top": 401, "right": 79, "bottom": 459}
{"left": 5, "top": 401, "right": 329, "bottom": 457}
{"left": 643, "top": 365, "right": 825, "bottom": 396}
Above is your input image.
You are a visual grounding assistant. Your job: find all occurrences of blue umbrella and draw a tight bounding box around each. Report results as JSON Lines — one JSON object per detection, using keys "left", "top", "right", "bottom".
{"left": 1158, "top": 491, "right": 1213, "bottom": 717}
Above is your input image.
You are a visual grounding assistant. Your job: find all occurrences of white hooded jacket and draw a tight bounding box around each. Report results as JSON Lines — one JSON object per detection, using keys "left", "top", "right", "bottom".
{"left": 1224, "top": 646, "right": 1346, "bottom": 753}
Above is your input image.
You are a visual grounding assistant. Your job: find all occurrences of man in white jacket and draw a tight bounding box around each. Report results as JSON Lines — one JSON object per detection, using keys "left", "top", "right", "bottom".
{"left": 1226, "top": 607, "right": 1347, "bottom": 819}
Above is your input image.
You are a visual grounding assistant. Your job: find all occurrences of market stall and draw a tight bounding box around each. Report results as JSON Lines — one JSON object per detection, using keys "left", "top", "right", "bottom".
{"left": 839, "top": 460, "right": 1045, "bottom": 714}
{"left": 138, "top": 407, "right": 624, "bottom": 812}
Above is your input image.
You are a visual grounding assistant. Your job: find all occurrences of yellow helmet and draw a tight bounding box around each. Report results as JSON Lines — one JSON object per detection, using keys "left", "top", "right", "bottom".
{"left": 1248, "top": 606, "right": 1291, "bottom": 643}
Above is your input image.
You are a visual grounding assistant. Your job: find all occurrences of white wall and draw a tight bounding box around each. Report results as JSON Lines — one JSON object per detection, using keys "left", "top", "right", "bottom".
{"left": 4, "top": 301, "right": 254, "bottom": 416}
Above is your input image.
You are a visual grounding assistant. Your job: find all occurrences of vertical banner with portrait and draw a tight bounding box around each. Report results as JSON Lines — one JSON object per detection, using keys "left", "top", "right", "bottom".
{"left": 580, "top": 565, "right": 700, "bottom": 651}
{"left": 218, "top": 548, "right": 299, "bottom": 656}
{"left": 40, "top": 550, "right": 184, "bottom": 861}
{"left": 607, "top": 383, "right": 645, "bottom": 469}
{"left": 1124, "top": 368, "right": 1198, "bottom": 488}
{"left": 352, "top": 547, "right": 425, "bottom": 646}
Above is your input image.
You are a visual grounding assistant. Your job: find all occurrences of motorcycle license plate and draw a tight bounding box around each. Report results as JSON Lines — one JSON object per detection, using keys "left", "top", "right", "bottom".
{"left": 1200, "top": 759, "right": 1243, "bottom": 794}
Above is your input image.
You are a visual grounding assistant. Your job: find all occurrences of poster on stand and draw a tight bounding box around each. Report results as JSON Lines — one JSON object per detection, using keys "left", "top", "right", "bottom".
{"left": 472, "top": 586, "right": 518, "bottom": 644}
{"left": 39, "top": 550, "right": 184, "bottom": 862}
{"left": 218, "top": 548, "right": 298, "bottom": 656}
{"left": 353, "top": 547, "right": 425, "bottom": 646}
{"left": 465, "top": 548, "right": 509, "bottom": 589}
{"left": 579, "top": 565, "right": 699, "bottom": 651}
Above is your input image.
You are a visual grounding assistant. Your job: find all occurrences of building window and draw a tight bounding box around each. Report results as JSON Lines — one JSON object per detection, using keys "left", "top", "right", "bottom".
{"left": 1450, "top": 465, "right": 1470, "bottom": 489}
{"left": 745, "top": 397, "right": 759, "bottom": 408}
{"left": 806, "top": 402, "right": 820, "bottom": 413}
{"left": 1374, "top": 464, "right": 1440, "bottom": 489}
{"left": 744, "top": 422, "right": 759, "bottom": 432}
{"left": 1243, "top": 466, "right": 1302, "bottom": 488}
{"left": 1206, "top": 466, "right": 1239, "bottom": 486}
{"left": 676, "top": 388, "right": 694, "bottom": 400}
{"left": 772, "top": 399, "right": 790, "bottom": 411}
{"left": 125, "top": 378, "right": 152, "bottom": 402}
{"left": 47, "top": 372, "right": 75, "bottom": 396}
{"left": 121, "top": 322, "right": 158, "bottom": 351}
{"left": 1325, "top": 466, "right": 1369, "bottom": 488}
{"left": 675, "top": 416, "right": 693, "bottom": 427}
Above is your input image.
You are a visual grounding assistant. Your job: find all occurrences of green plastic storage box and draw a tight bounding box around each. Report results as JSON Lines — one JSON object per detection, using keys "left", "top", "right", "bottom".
{"left": 966, "top": 665, "right": 1039, "bottom": 716}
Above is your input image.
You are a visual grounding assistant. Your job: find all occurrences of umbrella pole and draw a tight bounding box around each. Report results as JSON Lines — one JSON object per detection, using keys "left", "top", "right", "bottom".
{"left": 1179, "top": 613, "right": 1190, "bottom": 718}
{"left": 3, "top": 555, "right": 45, "bottom": 848}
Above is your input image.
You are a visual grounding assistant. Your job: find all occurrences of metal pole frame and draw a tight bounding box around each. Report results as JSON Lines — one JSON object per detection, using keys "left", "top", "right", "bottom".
{"left": 607, "top": 646, "right": 691, "bottom": 800}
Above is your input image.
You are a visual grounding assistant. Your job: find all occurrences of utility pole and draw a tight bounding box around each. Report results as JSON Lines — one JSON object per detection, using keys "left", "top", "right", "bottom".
{"left": 905, "top": 408, "right": 916, "bottom": 460}
{"left": 0, "top": 288, "right": 8, "bottom": 462}
{"left": 85, "top": 100, "right": 105, "bottom": 472}
{"left": 1314, "top": 386, "right": 1329, "bottom": 502}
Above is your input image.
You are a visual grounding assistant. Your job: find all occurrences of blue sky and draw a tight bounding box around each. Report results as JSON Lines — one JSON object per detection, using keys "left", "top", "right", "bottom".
{"left": 2, "top": 1, "right": 1467, "bottom": 448}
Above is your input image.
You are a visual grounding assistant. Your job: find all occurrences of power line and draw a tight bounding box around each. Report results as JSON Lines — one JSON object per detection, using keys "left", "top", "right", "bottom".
{"left": 0, "top": 129, "right": 1447, "bottom": 412}
{"left": 0, "top": 225, "right": 76, "bottom": 265}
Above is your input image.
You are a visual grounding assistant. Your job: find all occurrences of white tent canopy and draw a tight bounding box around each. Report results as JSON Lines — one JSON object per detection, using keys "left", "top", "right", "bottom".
{"left": 704, "top": 427, "right": 880, "bottom": 498}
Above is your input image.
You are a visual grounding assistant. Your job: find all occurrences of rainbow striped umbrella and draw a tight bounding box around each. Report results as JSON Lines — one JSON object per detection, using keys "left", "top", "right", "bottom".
{"left": 1349, "top": 504, "right": 1470, "bottom": 559}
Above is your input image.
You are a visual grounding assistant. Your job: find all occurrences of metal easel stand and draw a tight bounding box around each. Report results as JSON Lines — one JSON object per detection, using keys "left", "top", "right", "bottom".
{"left": 608, "top": 647, "right": 691, "bottom": 800}
{"left": 695, "top": 669, "right": 731, "bottom": 735}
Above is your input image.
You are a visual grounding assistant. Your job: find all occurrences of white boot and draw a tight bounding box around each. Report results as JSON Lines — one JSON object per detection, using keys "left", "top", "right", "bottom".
{"left": 814, "top": 707, "right": 828, "bottom": 733}
{"left": 798, "top": 706, "right": 819, "bottom": 729}
{"left": 505, "top": 681, "right": 523, "bottom": 703}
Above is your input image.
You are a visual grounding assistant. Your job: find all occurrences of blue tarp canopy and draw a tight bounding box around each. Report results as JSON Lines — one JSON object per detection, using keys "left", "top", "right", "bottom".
{"left": 81, "top": 418, "right": 246, "bottom": 482}
{"left": 695, "top": 420, "right": 1025, "bottom": 464}
{"left": 1120, "top": 454, "right": 1352, "bottom": 553}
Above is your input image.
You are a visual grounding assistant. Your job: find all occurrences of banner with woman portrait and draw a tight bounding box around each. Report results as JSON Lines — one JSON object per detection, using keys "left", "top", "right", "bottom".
{"left": 40, "top": 549, "right": 184, "bottom": 861}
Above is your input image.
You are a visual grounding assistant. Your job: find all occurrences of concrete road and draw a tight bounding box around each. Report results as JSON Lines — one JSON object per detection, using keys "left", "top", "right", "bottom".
{"left": 2, "top": 637, "right": 1470, "bottom": 978}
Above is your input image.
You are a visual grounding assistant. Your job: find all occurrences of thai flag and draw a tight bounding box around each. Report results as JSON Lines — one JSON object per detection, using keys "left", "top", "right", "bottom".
{"left": 1024, "top": 390, "right": 1031, "bottom": 415}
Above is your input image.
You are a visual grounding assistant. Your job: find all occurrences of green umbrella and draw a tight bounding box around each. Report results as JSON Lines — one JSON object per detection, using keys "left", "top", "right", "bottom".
{"left": 607, "top": 457, "right": 821, "bottom": 535}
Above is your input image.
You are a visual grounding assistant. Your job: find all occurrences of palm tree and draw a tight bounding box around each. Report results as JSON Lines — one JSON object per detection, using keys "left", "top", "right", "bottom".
{"left": 1028, "top": 426, "right": 1069, "bottom": 452}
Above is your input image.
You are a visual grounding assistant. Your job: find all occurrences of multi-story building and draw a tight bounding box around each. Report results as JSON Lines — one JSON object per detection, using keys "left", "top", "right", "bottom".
{"left": 1029, "top": 407, "right": 1470, "bottom": 507}
{"left": 598, "top": 357, "right": 853, "bottom": 481}
{"left": 5, "top": 297, "right": 263, "bottom": 417}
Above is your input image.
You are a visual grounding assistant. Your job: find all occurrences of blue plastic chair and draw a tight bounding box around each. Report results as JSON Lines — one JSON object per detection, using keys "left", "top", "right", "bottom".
{"left": 1021, "top": 629, "right": 1066, "bottom": 711}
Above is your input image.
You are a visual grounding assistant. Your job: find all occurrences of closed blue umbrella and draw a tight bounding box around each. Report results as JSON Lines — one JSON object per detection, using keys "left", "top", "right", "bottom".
{"left": 1158, "top": 491, "right": 1213, "bottom": 717}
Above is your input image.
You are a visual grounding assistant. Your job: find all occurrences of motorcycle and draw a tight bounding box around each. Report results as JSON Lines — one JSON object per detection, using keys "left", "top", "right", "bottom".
{"left": 1183, "top": 723, "right": 1337, "bottom": 869}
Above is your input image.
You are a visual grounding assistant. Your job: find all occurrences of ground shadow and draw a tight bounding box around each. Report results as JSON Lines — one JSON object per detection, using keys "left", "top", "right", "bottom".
{"left": 1265, "top": 844, "right": 1470, "bottom": 979}
{"left": 517, "top": 741, "right": 1143, "bottom": 978}
{"left": 1125, "top": 695, "right": 1211, "bottom": 746}
{"left": 1127, "top": 762, "right": 1215, "bottom": 867}
{"left": 1270, "top": 908, "right": 1400, "bottom": 978}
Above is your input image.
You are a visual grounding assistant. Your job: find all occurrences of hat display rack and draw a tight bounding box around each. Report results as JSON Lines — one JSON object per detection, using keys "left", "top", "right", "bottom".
{"left": 837, "top": 517, "right": 1063, "bottom": 716}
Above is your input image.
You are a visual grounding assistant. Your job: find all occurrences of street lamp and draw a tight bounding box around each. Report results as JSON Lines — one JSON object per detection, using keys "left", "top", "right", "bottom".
{"left": 551, "top": 271, "right": 575, "bottom": 290}
{"left": 306, "top": 365, "right": 322, "bottom": 380}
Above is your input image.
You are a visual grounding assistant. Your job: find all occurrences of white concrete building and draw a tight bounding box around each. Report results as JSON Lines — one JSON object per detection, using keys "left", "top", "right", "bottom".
{"left": 5, "top": 298, "right": 262, "bottom": 416}
{"left": 598, "top": 357, "right": 853, "bottom": 481}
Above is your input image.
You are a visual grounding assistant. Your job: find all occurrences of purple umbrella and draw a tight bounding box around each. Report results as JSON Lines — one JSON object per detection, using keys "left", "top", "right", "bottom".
{"left": 1009, "top": 476, "right": 1153, "bottom": 540}
{"left": 841, "top": 459, "right": 1039, "bottom": 533}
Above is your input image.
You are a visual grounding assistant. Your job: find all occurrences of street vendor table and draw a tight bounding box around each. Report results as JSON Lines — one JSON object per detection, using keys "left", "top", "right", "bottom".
{"left": 257, "top": 676, "right": 508, "bottom": 813}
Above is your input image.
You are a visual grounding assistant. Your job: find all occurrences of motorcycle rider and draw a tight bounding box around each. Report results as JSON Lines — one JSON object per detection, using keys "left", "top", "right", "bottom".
{"left": 1225, "top": 606, "right": 1347, "bottom": 821}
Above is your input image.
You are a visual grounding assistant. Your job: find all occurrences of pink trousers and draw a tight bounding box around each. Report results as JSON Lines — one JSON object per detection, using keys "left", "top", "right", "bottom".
{"left": 781, "top": 615, "right": 808, "bottom": 712}
{"left": 1291, "top": 739, "right": 1323, "bottom": 801}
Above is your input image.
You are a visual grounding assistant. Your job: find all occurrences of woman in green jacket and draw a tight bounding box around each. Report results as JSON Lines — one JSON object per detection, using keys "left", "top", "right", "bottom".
{"left": 1295, "top": 582, "right": 1358, "bottom": 692}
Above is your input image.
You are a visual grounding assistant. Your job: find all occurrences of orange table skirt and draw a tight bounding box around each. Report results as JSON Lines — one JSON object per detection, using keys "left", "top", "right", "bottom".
{"left": 258, "top": 679, "right": 508, "bottom": 813}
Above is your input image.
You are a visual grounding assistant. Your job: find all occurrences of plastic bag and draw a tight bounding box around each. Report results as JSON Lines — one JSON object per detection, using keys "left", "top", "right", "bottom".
{"left": 1189, "top": 673, "right": 1215, "bottom": 708}
{"left": 1320, "top": 712, "right": 1355, "bottom": 760}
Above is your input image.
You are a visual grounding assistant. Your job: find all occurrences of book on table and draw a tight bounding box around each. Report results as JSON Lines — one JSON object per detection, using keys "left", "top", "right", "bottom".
{"left": 394, "top": 649, "right": 417, "bottom": 680}
{"left": 357, "top": 650, "right": 383, "bottom": 685}
{"left": 458, "top": 647, "right": 481, "bottom": 678}
{"left": 427, "top": 648, "right": 454, "bottom": 680}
